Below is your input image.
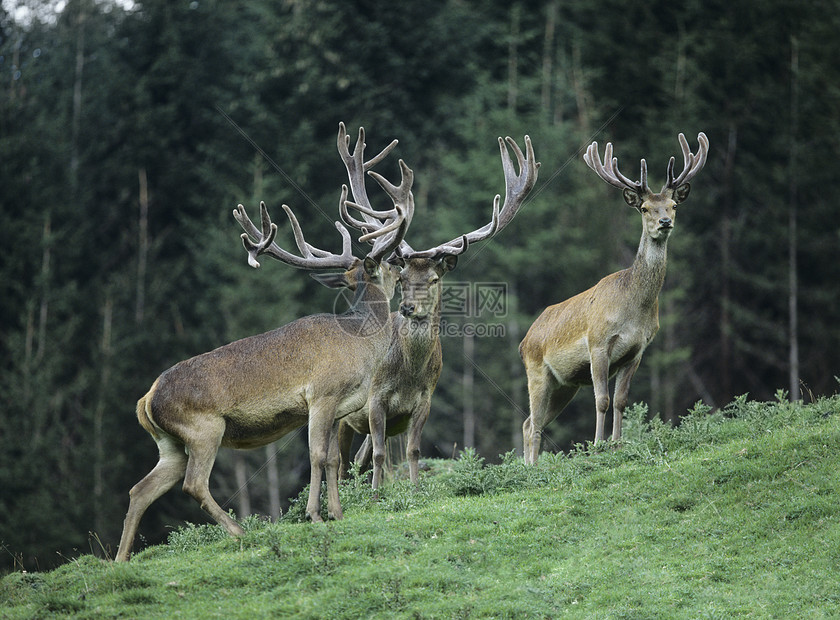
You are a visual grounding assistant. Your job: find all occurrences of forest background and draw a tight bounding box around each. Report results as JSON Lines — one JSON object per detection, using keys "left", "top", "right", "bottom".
{"left": 1, "top": 0, "right": 838, "bottom": 572}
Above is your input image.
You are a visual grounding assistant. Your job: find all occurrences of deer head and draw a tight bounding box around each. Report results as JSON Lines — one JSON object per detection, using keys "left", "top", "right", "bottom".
{"left": 339, "top": 130, "right": 539, "bottom": 320}
{"left": 584, "top": 132, "right": 709, "bottom": 242}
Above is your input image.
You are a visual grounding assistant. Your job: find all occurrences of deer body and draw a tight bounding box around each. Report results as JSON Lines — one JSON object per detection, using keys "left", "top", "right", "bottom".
{"left": 147, "top": 310, "right": 388, "bottom": 450}
{"left": 115, "top": 124, "right": 408, "bottom": 562}
{"left": 521, "top": 133, "right": 707, "bottom": 461}
{"left": 335, "top": 134, "right": 539, "bottom": 487}
{"left": 338, "top": 257, "right": 452, "bottom": 487}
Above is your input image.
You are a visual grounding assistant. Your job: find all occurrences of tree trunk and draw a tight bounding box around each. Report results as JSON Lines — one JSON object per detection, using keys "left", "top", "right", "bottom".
{"left": 507, "top": 3, "right": 520, "bottom": 112}
{"left": 463, "top": 330, "right": 475, "bottom": 449}
{"left": 70, "top": 2, "right": 86, "bottom": 195}
{"left": 788, "top": 35, "right": 800, "bottom": 401}
{"left": 35, "top": 215, "right": 51, "bottom": 365}
{"left": 265, "top": 444, "right": 281, "bottom": 520}
{"left": 93, "top": 294, "right": 113, "bottom": 538}
{"left": 720, "top": 124, "right": 737, "bottom": 401}
{"left": 136, "top": 168, "right": 149, "bottom": 324}
{"left": 233, "top": 453, "right": 251, "bottom": 518}
{"left": 540, "top": 1, "right": 557, "bottom": 121}
{"left": 507, "top": 285, "right": 524, "bottom": 454}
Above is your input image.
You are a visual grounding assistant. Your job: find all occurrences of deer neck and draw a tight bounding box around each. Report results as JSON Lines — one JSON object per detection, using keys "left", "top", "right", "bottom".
{"left": 398, "top": 302, "right": 441, "bottom": 367}
{"left": 629, "top": 231, "right": 669, "bottom": 310}
{"left": 348, "top": 282, "right": 392, "bottom": 326}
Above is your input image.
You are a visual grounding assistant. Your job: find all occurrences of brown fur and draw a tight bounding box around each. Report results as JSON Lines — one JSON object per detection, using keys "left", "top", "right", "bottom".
{"left": 520, "top": 189, "right": 682, "bottom": 461}
{"left": 115, "top": 259, "right": 399, "bottom": 561}
{"left": 337, "top": 256, "right": 455, "bottom": 488}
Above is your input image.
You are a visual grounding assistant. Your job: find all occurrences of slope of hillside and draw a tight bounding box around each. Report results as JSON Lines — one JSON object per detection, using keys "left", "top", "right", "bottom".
{"left": 3, "top": 393, "right": 839, "bottom": 618}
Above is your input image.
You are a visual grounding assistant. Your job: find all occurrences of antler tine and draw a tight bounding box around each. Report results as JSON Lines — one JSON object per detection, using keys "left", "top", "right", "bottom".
{"left": 344, "top": 158, "right": 414, "bottom": 261}
{"left": 666, "top": 132, "right": 709, "bottom": 189}
{"left": 336, "top": 122, "right": 400, "bottom": 229}
{"left": 234, "top": 202, "right": 278, "bottom": 268}
{"left": 497, "top": 134, "right": 540, "bottom": 229}
{"left": 367, "top": 202, "right": 410, "bottom": 262}
{"left": 585, "top": 140, "right": 651, "bottom": 196}
{"left": 233, "top": 199, "right": 355, "bottom": 271}
{"left": 404, "top": 135, "right": 538, "bottom": 259}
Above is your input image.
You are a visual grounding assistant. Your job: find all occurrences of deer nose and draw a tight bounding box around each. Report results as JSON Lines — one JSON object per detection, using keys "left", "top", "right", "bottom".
{"left": 659, "top": 217, "right": 673, "bottom": 228}
{"left": 400, "top": 303, "right": 415, "bottom": 317}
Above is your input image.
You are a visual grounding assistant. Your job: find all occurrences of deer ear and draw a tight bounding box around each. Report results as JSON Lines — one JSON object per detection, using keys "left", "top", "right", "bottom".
{"left": 673, "top": 182, "right": 691, "bottom": 204}
{"left": 622, "top": 188, "right": 644, "bottom": 210}
{"left": 310, "top": 271, "right": 353, "bottom": 290}
{"left": 362, "top": 256, "right": 382, "bottom": 277}
{"left": 437, "top": 254, "right": 458, "bottom": 274}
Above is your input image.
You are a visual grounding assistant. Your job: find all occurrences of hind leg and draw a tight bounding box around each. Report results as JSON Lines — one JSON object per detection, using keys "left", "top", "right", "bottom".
{"left": 611, "top": 356, "right": 642, "bottom": 441}
{"left": 337, "top": 420, "right": 355, "bottom": 481}
{"left": 181, "top": 417, "right": 244, "bottom": 538}
{"left": 116, "top": 434, "right": 187, "bottom": 561}
{"left": 523, "top": 366, "right": 577, "bottom": 464}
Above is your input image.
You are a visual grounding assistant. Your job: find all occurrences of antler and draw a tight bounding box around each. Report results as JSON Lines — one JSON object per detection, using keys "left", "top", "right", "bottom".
{"left": 351, "top": 159, "right": 414, "bottom": 261}
{"left": 584, "top": 140, "right": 650, "bottom": 196}
{"left": 584, "top": 132, "right": 709, "bottom": 196}
{"left": 664, "top": 132, "right": 709, "bottom": 190}
{"left": 233, "top": 197, "right": 357, "bottom": 270}
{"left": 336, "top": 122, "right": 409, "bottom": 235}
{"left": 401, "top": 135, "right": 540, "bottom": 259}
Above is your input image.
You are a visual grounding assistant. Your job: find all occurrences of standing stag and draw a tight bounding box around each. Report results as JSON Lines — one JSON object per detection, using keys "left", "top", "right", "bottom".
{"left": 335, "top": 128, "right": 539, "bottom": 488}
{"left": 520, "top": 132, "right": 708, "bottom": 461}
{"left": 115, "top": 125, "right": 408, "bottom": 561}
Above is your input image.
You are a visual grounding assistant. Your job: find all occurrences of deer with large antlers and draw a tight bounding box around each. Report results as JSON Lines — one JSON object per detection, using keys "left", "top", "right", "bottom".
{"left": 335, "top": 126, "right": 539, "bottom": 488}
{"left": 520, "top": 132, "right": 708, "bottom": 461}
{"left": 115, "top": 125, "right": 409, "bottom": 561}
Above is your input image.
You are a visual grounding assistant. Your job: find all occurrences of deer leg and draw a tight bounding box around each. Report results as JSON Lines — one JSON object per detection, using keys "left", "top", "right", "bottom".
{"left": 115, "top": 434, "right": 187, "bottom": 562}
{"left": 612, "top": 356, "right": 642, "bottom": 441}
{"left": 369, "top": 397, "right": 388, "bottom": 490}
{"left": 337, "top": 419, "right": 354, "bottom": 481}
{"left": 306, "top": 404, "right": 341, "bottom": 522}
{"left": 524, "top": 367, "right": 575, "bottom": 464}
{"left": 324, "top": 420, "right": 344, "bottom": 520}
{"left": 590, "top": 350, "right": 611, "bottom": 443}
{"left": 523, "top": 369, "right": 551, "bottom": 465}
{"left": 181, "top": 419, "right": 244, "bottom": 538}
{"left": 354, "top": 435, "right": 373, "bottom": 473}
{"left": 405, "top": 401, "right": 431, "bottom": 486}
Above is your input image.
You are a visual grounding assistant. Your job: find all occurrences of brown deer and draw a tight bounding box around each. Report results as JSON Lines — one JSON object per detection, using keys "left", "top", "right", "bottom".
{"left": 520, "top": 132, "right": 708, "bottom": 462}
{"left": 335, "top": 130, "right": 539, "bottom": 488}
{"left": 115, "top": 125, "right": 409, "bottom": 561}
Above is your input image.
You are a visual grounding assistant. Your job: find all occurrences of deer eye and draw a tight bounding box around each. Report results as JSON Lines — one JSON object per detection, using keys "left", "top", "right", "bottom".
{"left": 429, "top": 276, "right": 439, "bottom": 285}
{"left": 640, "top": 207, "right": 649, "bottom": 214}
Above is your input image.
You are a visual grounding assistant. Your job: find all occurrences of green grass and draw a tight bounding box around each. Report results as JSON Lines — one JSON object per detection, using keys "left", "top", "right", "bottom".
{"left": 3, "top": 391, "right": 840, "bottom": 618}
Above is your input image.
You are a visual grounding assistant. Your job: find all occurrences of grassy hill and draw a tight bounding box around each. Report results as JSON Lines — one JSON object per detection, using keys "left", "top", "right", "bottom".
{"left": 3, "top": 391, "right": 840, "bottom": 618}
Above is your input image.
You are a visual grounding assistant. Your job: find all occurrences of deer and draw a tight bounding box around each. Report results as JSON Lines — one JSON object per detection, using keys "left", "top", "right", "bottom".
{"left": 334, "top": 128, "right": 540, "bottom": 489}
{"left": 115, "top": 124, "right": 409, "bottom": 562}
{"left": 520, "top": 132, "right": 708, "bottom": 463}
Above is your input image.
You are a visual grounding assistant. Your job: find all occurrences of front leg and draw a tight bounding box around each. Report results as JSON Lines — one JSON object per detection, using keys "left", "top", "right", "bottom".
{"left": 589, "top": 348, "right": 611, "bottom": 444}
{"left": 405, "top": 399, "right": 431, "bottom": 486}
{"left": 306, "top": 404, "right": 339, "bottom": 522}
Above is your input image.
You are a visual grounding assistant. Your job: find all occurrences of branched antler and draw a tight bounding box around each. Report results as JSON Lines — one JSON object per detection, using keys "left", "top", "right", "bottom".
{"left": 233, "top": 198, "right": 355, "bottom": 270}
{"left": 336, "top": 122, "right": 407, "bottom": 233}
{"left": 402, "top": 135, "right": 539, "bottom": 258}
{"left": 584, "top": 132, "right": 709, "bottom": 196}
{"left": 584, "top": 141, "right": 650, "bottom": 195}
{"left": 664, "top": 132, "right": 709, "bottom": 190}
